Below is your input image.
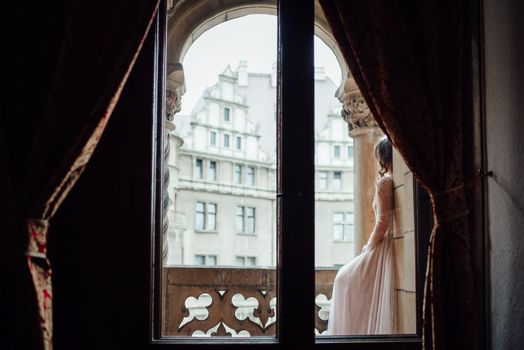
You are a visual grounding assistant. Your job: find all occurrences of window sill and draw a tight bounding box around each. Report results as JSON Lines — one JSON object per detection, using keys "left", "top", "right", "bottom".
{"left": 195, "top": 230, "right": 219, "bottom": 234}
{"left": 237, "top": 232, "right": 257, "bottom": 236}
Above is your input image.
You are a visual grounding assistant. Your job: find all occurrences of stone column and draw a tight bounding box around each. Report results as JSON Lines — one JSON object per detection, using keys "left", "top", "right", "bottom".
{"left": 164, "top": 63, "right": 185, "bottom": 264}
{"left": 338, "top": 77, "right": 383, "bottom": 255}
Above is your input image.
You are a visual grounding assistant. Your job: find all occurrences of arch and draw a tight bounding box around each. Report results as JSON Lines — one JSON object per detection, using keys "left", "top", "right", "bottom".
{"left": 167, "top": 0, "right": 348, "bottom": 83}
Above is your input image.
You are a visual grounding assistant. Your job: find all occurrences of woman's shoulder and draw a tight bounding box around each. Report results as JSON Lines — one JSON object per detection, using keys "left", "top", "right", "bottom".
{"left": 376, "top": 175, "right": 394, "bottom": 188}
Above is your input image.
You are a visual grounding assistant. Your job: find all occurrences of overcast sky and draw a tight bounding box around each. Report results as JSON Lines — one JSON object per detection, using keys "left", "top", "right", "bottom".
{"left": 179, "top": 15, "right": 342, "bottom": 116}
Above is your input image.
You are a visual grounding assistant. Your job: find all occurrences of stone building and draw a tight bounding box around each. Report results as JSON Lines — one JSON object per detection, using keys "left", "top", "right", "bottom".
{"left": 166, "top": 62, "right": 355, "bottom": 267}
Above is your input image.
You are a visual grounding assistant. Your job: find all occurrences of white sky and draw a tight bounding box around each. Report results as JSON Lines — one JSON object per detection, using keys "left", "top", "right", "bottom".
{"left": 179, "top": 14, "right": 342, "bottom": 116}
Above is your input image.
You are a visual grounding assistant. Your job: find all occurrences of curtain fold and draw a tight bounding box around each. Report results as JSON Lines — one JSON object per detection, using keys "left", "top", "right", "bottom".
{"left": 319, "top": 1, "right": 478, "bottom": 349}
{"left": 1, "top": 2, "right": 159, "bottom": 349}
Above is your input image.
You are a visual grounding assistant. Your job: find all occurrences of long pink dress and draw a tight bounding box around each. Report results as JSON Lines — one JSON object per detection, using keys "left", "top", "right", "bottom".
{"left": 327, "top": 176, "right": 396, "bottom": 335}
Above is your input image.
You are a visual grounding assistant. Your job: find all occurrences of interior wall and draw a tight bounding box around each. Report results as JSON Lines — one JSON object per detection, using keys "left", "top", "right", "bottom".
{"left": 484, "top": 0, "right": 524, "bottom": 349}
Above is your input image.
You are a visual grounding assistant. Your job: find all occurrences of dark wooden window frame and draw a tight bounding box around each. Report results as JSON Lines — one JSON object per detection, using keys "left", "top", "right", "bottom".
{"left": 148, "top": 0, "right": 487, "bottom": 349}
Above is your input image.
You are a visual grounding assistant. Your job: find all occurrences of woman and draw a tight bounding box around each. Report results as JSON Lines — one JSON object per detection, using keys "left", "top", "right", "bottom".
{"left": 327, "top": 137, "right": 396, "bottom": 335}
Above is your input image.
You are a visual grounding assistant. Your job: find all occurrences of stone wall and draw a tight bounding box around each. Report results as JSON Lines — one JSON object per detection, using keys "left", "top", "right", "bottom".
{"left": 392, "top": 149, "right": 416, "bottom": 334}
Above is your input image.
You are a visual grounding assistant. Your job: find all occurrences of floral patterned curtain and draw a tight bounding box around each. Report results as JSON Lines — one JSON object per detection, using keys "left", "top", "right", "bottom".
{"left": 1, "top": 2, "right": 159, "bottom": 349}
{"left": 319, "top": 0, "right": 479, "bottom": 349}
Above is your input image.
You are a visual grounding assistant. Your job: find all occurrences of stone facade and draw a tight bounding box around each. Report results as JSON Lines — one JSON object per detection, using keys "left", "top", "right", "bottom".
{"left": 166, "top": 62, "right": 355, "bottom": 267}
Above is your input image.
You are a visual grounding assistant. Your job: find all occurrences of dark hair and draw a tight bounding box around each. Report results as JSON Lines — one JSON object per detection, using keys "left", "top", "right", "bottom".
{"left": 374, "top": 138, "right": 392, "bottom": 177}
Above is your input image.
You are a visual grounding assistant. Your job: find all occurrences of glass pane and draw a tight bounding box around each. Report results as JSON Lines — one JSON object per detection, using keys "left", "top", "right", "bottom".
{"left": 313, "top": 28, "right": 417, "bottom": 336}
{"left": 163, "top": 11, "right": 277, "bottom": 338}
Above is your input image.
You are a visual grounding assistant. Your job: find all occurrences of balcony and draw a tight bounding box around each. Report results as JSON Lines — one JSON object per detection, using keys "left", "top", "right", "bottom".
{"left": 162, "top": 266, "right": 337, "bottom": 336}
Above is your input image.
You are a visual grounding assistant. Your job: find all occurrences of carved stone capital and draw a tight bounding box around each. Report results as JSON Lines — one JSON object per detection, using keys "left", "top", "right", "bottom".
{"left": 337, "top": 77, "right": 378, "bottom": 132}
{"left": 166, "top": 62, "right": 185, "bottom": 121}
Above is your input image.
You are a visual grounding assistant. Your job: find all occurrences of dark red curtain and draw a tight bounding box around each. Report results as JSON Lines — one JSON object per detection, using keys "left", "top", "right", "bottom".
{"left": 1, "top": 2, "right": 159, "bottom": 349}
{"left": 319, "top": 0, "right": 478, "bottom": 349}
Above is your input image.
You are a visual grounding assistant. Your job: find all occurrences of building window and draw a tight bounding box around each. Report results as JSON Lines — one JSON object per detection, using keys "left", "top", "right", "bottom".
{"left": 234, "top": 164, "right": 242, "bottom": 184}
{"left": 318, "top": 171, "right": 327, "bottom": 190}
{"left": 347, "top": 145, "right": 354, "bottom": 159}
{"left": 208, "top": 161, "right": 217, "bottom": 181}
{"left": 210, "top": 131, "right": 217, "bottom": 145}
{"left": 236, "top": 136, "right": 242, "bottom": 150}
{"left": 195, "top": 255, "right": 218, "bottom": 266}
{"left": 236, "top": 206, "right": 256, "bottom": 234}
{"left": 334, "top": 145, "right": 341, "bottom": 158}
{"left": 246, "top": 166, "right": 255, "bottom": 186}
{"left": 333, "top": 171, "right": 342, "bottom": 190}
{"left": 224, "top": 107, "right": 230, "bottom": 122}
{"left": 333, "top": 212, "right": 354, "bottom": 242}
{"left": 223, "top": 133, "right": 230, "bottom": 148}
{"left": 195, "top": 158, "right": 203, "bottom": 179}
{"left": 235, "top": 256, "right": 257, "bottom": 267}
{"left": 195, "top": 202, "right": 217, "bottom": 231}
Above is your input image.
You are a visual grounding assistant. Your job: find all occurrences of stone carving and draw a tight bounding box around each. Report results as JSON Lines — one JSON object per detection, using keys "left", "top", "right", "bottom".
{"left": 339, "top": 77, "right": 378, "bottom": 131}
{"left": 314, "top": 293, "right": 331, "bottom": 321}
{"left": 166, "top": 63, "right": 185, "bottom": 121}
{"left": 179, "top": 293, "right": 213, "bottom": 329}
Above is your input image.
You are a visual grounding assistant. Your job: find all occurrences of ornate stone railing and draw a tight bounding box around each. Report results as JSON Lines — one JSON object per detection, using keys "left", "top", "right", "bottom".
{"left": 162, "top": 267, "right": 338, "bottom": 336}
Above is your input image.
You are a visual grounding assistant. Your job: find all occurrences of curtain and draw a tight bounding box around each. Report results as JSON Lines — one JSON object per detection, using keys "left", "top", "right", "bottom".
{"left": 319, "top": 0, "right": 478, "bottom": 349}
{"left": 1, "top": 2, "right": 159, "bottom": 349}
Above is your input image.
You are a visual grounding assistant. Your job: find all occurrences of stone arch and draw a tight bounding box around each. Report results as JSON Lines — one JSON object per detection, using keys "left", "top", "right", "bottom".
{"left": 167, "top": 0, "right": 348, "bottom": 82}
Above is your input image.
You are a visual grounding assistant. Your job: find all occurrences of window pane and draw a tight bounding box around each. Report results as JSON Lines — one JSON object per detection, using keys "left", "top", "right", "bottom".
{"left": 195, "top": 159, "right": 203, "bottom": 179}
{"left": 234, "top": 164, "right": 242, "bottom": 184}
{"left": 333, "top": 171, "right": 342, "bottom": 190}
{"left": 208, "top": 161, "right": 217, "bottom": 181}
{"left": 163, "top": 14, "right": 277, "bottom": 339}
{"left": 235, "top": 256, "right": 245, "bottom": 266}
{"left": 195, "top": 202, "right": 205, "bottom": 230}
{"left": 247, "top": 166, "right": 255, "bottom": 186}
{"left": 247, "top": 207, "right": 255, "bottom": 233}
{"left": 319, "top": 171, "right": 327, "bottom": 190}
{"left": 334, "top": 145, "right": 341, "bottom": 158}
{"left": 236, "top": 136, "right": 242, "bottom": 150}
{"left": 333, "top": 224, "right": 344, "bottom": 241}
{"left": 207, "top": 203, "right": 217, "bottom": 230}
{"left": 236, "top": 206, "right": 244, "bottom": 232}
{"left": 207, "top": 255, "right": 217, "bottom": 266}
{"left": 195, "top": 255, "right": 206, "bottom": 265}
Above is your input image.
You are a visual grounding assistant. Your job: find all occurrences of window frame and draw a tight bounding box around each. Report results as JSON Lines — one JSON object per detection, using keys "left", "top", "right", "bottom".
{"left": 223, "top": 133, "right": 231, "bottom": 148}
{"left": 224, "top": 106, "right": 231, "bottom": 122}
{"left": 150, "top": 0, "right": 486, "bottom": 348}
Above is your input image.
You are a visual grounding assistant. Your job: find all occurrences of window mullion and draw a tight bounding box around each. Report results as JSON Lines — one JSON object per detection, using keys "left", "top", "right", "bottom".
{"left": 277, "top": 0, "right": 315, "bottom": 348}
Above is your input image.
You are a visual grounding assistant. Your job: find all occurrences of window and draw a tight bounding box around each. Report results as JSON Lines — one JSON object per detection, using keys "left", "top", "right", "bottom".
{"left": 333, "top": 212, "right": 354, "bottom": 241}
{"left": 333, "top": 171, "right": 342, "bottom": 190}
{"left": 208, "top": 160, "right": 217, "bottom": 181}
{"left": 234, "top": 164, "right": 242, "bottom": 184}
{"left": 347, "top": 145, "right": 353, "bottom": 159}
{"left": 236, "top": 206, "right": 256, "bottom": 234}
{"left": 195, "top": 255, "right": 218, "bottom": 266}
{"left": 224, "top": 107, "right": 230, "bottom": 122}
{"left": 195, "top": 201, "right": 205, "bottom": 230}
{"left": 246, "top": 166, "right": 255, "bottom": 186}
{"left": 195, "top": 158, "right": 203, "bottom": 179}
{"left": 318, "top": 171, "right": 327, "bottom": 190}
{"left": 235, "top": 256, "right": 257, "bottom": 266}
{"left": 156, "top": 2, "right": 431, "bottom": 346}
{"left": 210, "top": 131, "right": 217, "bottom": 145}
{"left": 334, "top": 145, "right": 341, "bottom": 158}
{"left": 236, "top": 136, "right": 242, "bottom": 150}
{"left": 195, "top": 201, "right": 217, "bottom": 231}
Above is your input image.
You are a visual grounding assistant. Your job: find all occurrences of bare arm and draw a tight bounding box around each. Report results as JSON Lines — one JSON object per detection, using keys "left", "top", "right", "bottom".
{"left": 362, "top": 177, "right": 394, "bottom": 251}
